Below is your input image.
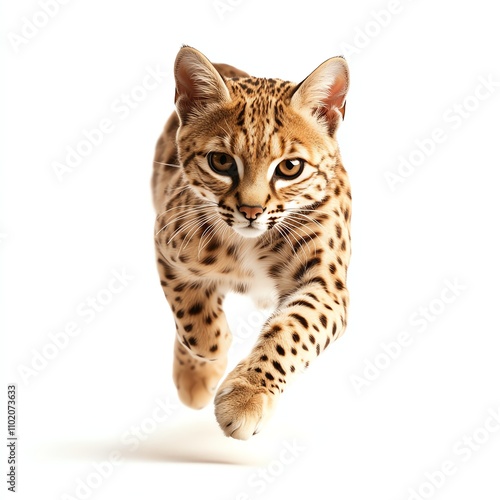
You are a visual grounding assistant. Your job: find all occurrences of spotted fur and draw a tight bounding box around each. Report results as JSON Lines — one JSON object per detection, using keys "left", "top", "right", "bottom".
{"left": 152, "top": 46, "right": 351, "bottom": 439}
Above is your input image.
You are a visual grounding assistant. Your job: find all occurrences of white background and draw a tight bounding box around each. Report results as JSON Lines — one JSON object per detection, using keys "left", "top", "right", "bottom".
{"left": 2, "top": 0, "right": 500, "bottom": 499}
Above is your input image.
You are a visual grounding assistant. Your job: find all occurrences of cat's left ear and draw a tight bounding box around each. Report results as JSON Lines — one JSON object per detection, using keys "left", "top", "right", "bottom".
{"left": 291, "top": 57, "right": 349, "bottom": 133}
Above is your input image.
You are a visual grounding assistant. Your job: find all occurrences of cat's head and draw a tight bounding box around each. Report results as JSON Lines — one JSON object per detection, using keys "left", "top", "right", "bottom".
{"left": 173, "top": 46, "right": 349, "bottom": 239}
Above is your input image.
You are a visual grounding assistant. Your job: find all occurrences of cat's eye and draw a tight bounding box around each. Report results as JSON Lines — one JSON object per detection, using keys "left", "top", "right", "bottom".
{"left": 275, "top": 159, "right": 304, "bottom": 179}
{"left": 207, "top": 152, "right": 237, "bottom": 175}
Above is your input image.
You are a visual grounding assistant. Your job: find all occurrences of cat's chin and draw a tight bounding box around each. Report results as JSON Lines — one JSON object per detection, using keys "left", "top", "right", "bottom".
{"left": 232, "top": 225, "right": 266, "bottom": 239}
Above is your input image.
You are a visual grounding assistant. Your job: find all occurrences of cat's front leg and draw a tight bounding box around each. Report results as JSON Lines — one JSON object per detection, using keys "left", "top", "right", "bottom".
{"left": 167, "top": 280, "right": 232, "bottom": 409}
{"left": 157, "top": 257, "right": 233, "bottom": 408}
{"left": 214, "top": 281, "right": 348, "bottom": 439}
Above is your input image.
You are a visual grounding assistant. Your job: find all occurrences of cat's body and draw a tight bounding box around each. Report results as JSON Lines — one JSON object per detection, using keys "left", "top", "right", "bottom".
{"left": 153, "top": 47, "right": 351, "bottom": 439}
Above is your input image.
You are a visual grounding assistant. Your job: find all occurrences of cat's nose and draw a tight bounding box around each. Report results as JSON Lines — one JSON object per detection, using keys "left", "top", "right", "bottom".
{"left": 239, "top": 205, "right": 265, "bottom": 221}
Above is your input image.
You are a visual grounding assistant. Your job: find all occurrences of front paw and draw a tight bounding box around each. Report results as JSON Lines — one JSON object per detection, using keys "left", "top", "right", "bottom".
{"left": 214, "top": 375, "right": 277, "bottom": 440}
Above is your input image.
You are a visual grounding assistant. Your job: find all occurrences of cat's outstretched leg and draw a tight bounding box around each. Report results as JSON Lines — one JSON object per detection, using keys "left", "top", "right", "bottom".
{"left": 215, "top": 279, "right": 348, "bottom": 439}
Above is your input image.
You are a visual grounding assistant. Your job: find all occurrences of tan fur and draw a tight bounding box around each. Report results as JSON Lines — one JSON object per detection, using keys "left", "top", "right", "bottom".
{"left": 152, "top": 47, "right": 351, "bottom": 439}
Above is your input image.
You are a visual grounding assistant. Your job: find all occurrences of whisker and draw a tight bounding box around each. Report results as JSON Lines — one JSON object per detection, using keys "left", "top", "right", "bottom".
{"left": 170, "top": 210, "right": 216, "bottom": 243}
{"left": 285, "top": 208, "right": 333, "bottom": 219}
{"left": 285, "top": 212, "right": 326, "bottom": 231}
{"left": 167, "top": 211, "right": 215, "bottom": 245}
{"left": 179, "top": 213, "right": 220, "bottom": 256}
{"left": 167, "top": 184, "right": 191, "bottom": 198}
{"left": 274, "top": 224, "right": 296, "bottom": 256}
{"left": 197, "top": 219, "right": 225, "bottom": 258}
{"left": 167, "top": 218, "right": 200, "bottom": 246}
{"left": 156, "top": 202, "right": 217, "bottom": 221}
{"left": 156, "top": 206, "right": 216, "bottom": 235}
{"left": 154, "top": 161, "right": 182, "bottom": 168}
{"left": 280, "top": 219, "right": 318, "bottom": 261}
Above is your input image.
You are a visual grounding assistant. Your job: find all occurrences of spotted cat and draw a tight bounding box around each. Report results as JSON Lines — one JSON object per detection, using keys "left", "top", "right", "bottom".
{"left": 152, "top": 46, "right": 351, "bottom": 439}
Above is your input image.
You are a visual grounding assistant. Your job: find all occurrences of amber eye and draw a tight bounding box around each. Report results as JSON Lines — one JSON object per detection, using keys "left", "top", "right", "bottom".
{"left": 275, "top": 159, "right": 304, "bottom": 179}
{"left": 207, "top": 152, "right": 237, "bottom": 175}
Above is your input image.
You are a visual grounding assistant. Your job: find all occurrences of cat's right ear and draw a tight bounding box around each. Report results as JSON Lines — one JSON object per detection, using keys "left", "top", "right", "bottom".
{"left": 174, "top": 46, "right": 230, "bottom": 124}
{"left": 291, "top": 56, "right": 349, "bottom": 134}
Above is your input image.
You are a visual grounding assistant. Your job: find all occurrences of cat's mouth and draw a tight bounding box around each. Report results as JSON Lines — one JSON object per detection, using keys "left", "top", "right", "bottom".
{"left": 232, "top": 223, "right": 267, "bottom": 239}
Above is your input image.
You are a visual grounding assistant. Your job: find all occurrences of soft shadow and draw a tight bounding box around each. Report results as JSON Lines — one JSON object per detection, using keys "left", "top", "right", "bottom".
{"left": 41, "top": 419, "right": 271, "bottom": 466}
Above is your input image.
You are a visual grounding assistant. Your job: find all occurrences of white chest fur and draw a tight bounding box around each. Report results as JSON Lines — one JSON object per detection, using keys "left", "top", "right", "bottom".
{"left": 235, "top": 240, "right": 278, "bottom": 310}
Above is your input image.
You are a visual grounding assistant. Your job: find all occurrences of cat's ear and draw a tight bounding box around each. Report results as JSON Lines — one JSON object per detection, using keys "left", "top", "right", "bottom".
{"left": 291, "top": 57, "right": 349, "bottom": 133}
{"left": 174, "top": 46, "right": 230, "bottom": 123}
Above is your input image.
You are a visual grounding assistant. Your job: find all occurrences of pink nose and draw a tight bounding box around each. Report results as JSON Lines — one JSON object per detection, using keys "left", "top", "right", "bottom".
{"left": 239, "top": 205, "right": 265, "bottom": 220}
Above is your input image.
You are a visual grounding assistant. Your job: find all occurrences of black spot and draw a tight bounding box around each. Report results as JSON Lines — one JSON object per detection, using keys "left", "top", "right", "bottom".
{"left": 265, "top": 372, "right": 275, "bottom": 381}
{"left": 276, "top": 345, "right": 286, "bottom": 356}
{"left": 255, "top": 367, "right": 262, "bottom": 373}
{"left": 319, "top": 314, "right": 327, "bottom": 328}
{"left": 328, "top": 238, "right": 334, "bottom": 249}
{"left": 188, "top": 303, "right": 203, "bottom": 315}
{"left": 291, "top": 347, "right": 297, "bottom": 355}
{"left": 336, "top": 224, "right": 342, "bottom": 239}
{"left": 305, "top": 292, "right": 319, "bottom": 302}
{"left": 292, "top": 333, "right": 300, "bottom": 343}
{"left": 174, "top": 283, "right": 186, "bottom": 292}
{"left": 287, "top": 300, "right": 315, "bottom": 309}
{"left": 272, "top": 360, "right": 286, "bottom": 375}
{"left": 176, "top": 310, "right": 185, "bottom": 319}
{"left": 157, "top": 258, "right": 177, "bottom": 280}
{"left": 329, "top": 263, "right": 337, "bottom": 274}
{"left": 264, "top": 325, "right": 282, "bottom": 339}
{"left": 201, "top": 255, "right": 217, "bottom": 266}
{"left": 309, "top": 334, "right": 316, "bottom": 344}
{"left": 272, "top": 240, "right": 286, "bottom": 252}
{"left": 302, "top": 343, "right": 309, "bottom": 351}
{"left": 260, "top": 354, "right": 269, "bottom": 361}
{"left": 209, "top": 344, "right": 218, "bottom": 352}
{"left": 226, "top": 245, "right": 238, "bottom": 257}
{"left": 324, "top": 337, "right": 331, "bottom": 349}
{"left": 332, "top": 323, "right": 337, "bottom": 336}
{"left": 184, "top": 324, "right": 193, "bottom": 333}
{"left": 188, "top": 336, "right": 197, "bottom": 346}
{"left": 290, "top": 365, "right": 295, "bottom": 372}
{"left": 268, "top": 263, "right": 283, "bottom": 278}
{"left": 307, "top": 276, "right": 328, "bottom": 288}
{"left": 316, "top": 344, "right": 320, "bottom": 355}
{"left": 291, "top": 313, "right": 308, "bottom": 329}
{"left": 335, "top": 279, "right": 344, "bottom": 290}
{"left": 293, "top": 257, "right": 322, "bottom": 282}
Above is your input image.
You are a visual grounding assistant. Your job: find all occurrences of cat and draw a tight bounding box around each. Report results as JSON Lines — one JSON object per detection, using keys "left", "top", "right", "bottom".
{"left": 152, "top": 46, "right": 350, "bottom": 439}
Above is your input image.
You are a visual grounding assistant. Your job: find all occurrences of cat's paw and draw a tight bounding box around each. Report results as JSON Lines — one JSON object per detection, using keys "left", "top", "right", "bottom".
{"left": 214, "top": 376, "right": 277, "bottom": 440}
{"left": 174, "top": 356, "right": 226, "bottom": 410}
